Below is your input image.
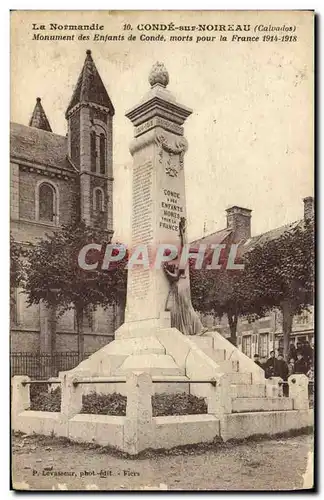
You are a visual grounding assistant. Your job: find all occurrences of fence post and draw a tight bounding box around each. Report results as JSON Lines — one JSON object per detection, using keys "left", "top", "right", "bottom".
{"left": 11, "top": 376, "right": 30, "bottom": 430}
{"left": 207, "top": 374, "right": 235, "bottom": 418}
{"left": 60, "top": 372, "right": 83, "bottom": 419}
{"left": 123, "top": 371, "right": 154, "bottom": 455}
{"left": 288, "top": 374, "right": 309, "bottom": 410}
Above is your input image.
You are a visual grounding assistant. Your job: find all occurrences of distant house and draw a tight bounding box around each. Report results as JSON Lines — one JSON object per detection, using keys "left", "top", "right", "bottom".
{"left": 193, "top": 198, "right": 314, "bottom": 358}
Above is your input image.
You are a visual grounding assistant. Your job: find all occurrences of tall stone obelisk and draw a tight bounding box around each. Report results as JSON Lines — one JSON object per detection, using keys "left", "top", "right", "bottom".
{"left": 115, "top": 63, "right": 193, "bottom": 339}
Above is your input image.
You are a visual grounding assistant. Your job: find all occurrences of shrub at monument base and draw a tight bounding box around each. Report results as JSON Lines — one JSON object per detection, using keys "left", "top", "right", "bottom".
{"left": 29, "top": 388, "right": 208, "bottom": 416}
{"left": 152, "top": 393, "right": 207, "bottom": 416}
{"left": 30, "top": 386, "right": 61, "bottom": 412}
{"left": 81, "top": 392, "right": 127, "bottom": 416}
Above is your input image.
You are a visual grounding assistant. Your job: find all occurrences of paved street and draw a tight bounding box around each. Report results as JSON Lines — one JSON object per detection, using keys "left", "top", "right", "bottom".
{"left": 12, "top": 432, "right": 313, "bottom": 491}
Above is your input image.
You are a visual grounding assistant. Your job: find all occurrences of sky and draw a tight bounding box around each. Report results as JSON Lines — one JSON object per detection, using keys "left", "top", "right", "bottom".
{"left": 11, "top": 10, "right": 314, "bottom": 244}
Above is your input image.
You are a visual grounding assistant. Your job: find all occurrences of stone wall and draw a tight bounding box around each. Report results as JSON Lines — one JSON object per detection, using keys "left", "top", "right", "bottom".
{"left": 18, "top": 168, "right": 77, "bottom": 225}
{"left": 10, "top": 296, "right": 118, "bottom": 354}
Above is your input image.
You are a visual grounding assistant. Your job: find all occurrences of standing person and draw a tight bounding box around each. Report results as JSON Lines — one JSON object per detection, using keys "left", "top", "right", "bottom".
{"left": 295, "top": 351, "right": 308, "bottom": 375}
{"left": 260, "top": 355, "right": 268, "bottom": 372}
{"left": 254, "top": 353, "right": 262, "bottom": 367}
{"left": 274, "top": 353, "right": 289, "bottom": 380}
{"left": 288, "top": 358, "right": 295, "bottom": 377}
{"left": 307, "top": 364, "right": 314, "bottom": 401}
{"left": 265, "top": 350, "right": 276, "bottom": 379}
{"left": 296, "top": 341, "right": 302, "bottom": 355}
{"left": 288, "top": 342, "right": 297, "bottom": 361}
{"left": 303, "top": 341, "right": 314, "bottom": 369}
{"left": 275, "top": 353, "right": 289, "bottom": 396}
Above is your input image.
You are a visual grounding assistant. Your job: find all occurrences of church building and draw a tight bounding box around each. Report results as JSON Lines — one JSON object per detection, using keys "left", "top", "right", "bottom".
{"left": 10, "top": 50, "right": 118, "bottom": 355}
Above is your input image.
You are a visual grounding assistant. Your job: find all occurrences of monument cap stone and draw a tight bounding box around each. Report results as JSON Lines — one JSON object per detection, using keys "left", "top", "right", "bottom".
{"left": 148, "top": 61, "right": 169, "bottom": 88}
{"left": 125, "top": 63, "right": 192, "bottom": 131}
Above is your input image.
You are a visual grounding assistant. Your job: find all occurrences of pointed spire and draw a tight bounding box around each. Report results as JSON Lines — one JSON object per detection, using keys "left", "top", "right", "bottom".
{"left": 29, "top": 97, "right": 52, "bottom": 132}
{"left": 66, "top": 50, "right": 114, "bottom": 116}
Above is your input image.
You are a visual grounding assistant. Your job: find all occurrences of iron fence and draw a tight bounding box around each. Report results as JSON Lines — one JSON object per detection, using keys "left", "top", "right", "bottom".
{"left": 11, "top": 351, "right": 96, "bottom": 379}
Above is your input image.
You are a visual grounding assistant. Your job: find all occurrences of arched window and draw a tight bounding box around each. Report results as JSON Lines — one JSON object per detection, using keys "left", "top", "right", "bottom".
{"left": 99, "top": 133, "right": 106, "bottom": 174}
{"left": 38, "top": 183, "right": 56, "bottom": 223}
{"left": 93, "top": 187, "right": 104, "bottom": 213}
{"left": 91, "top": 131, "right": 96, "bottom": 172}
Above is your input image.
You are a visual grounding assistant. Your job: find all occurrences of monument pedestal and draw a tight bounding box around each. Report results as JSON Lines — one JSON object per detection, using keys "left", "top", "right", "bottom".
{"left": 66, "top": 63, "right": 304, "bottom": 419}
{"left": 66, "top": 63, "right": 284, "bottom": 404}
{"left": 114, "top": 312, "right": 171, "bottom": 340}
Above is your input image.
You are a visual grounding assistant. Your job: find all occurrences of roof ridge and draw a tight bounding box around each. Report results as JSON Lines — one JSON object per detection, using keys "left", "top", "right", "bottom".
{"left": 11, "top": 122, "right": 66, "bottom": 140}
{"left": 251, "top": 219, "right": 302, "bottom": 240}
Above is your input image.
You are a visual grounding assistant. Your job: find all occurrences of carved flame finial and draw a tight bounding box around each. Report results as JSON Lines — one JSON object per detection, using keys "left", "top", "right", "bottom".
{"left": 148, "top": 62, "right": 169, "bottom": 88}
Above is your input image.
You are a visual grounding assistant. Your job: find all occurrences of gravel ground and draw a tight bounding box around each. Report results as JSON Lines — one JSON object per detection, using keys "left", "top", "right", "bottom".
{"left": 11, "top": 432, "right": 313, "bottom": 491}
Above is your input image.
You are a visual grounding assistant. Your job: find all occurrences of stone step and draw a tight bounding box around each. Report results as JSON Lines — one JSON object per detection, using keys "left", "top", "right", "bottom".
{"left": 105, "top": 336, "right": 166, "bottom": 356}
{"left": 214, "top": 349, "right": 227, "bottom": 361}
{"left": 232, "top": 397, "right": 294, "bottom": 413}
{"left": 189, "top": 336, "right": 213, "bottom": 349}
{"left": 227, "top": 372, "right": 252, "bottom": 385}
{"left": 115, "top": 354, "right": 185, "bottom": 376}
{"left": 234, "top": 384, "right": 267, "bottom": 398}
{"left": 221, "top": 410, "right": 313, "bottom": 441}
{"left": 217, "top": 360, "right": 240, "bottom": 373}
{"left": 202, "top": 347, "right": 227, "bottom": 363}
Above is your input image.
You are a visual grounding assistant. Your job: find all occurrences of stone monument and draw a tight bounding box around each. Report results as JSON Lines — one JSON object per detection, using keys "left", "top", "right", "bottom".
{"left": 116, "top": 61, "right": 200, "bottom": 340}
{"left": 70, "top": 62, "right": 269, "bottom": 391}
{"left": 12, "top": 64, "right": 312, "bottom": 450}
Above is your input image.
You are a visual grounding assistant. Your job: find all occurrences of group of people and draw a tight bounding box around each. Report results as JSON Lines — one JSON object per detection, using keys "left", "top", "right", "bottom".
{"left": 253, "top": 340, "right": 314, "bottom": 382}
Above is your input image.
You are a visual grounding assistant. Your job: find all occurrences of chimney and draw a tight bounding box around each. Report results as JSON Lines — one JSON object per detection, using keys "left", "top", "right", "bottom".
{"left": 226, "top": 206, "right": 252, "bottom": 241}
{"left": 303, "top": 196, "right": 314, "bottom": 221}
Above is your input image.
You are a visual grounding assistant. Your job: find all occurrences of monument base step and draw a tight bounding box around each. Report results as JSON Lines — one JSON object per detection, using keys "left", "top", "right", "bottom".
{"left": 201, "top": 347, "right": 227, "bottom": 363}
{"left": 221, "top": 409, "right": 313, "bottom": 441}
{"left": 227, "top": 372, "right": 252, "bottom": 385}
{"left": 189, "top": 336, "right": 214, "bottom": 350}
{"left": 115, "top": 354, "right": 185, "bottom": 376}
{"left": 213, "top": 360, "right": 240, "bottom": 373}
{"left": 232, "top": 397, "right": 294, "bottom": 413}
{"left": 234, "top": 384, "right": 267, "bottom": 398}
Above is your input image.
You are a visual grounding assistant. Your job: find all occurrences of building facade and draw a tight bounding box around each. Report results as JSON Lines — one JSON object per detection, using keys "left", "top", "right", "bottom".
{"left": 198, "top": 198, "right": 314, "bottom": 358}
{"left": 10, "top": 50, "right": 119, "bottom": 354}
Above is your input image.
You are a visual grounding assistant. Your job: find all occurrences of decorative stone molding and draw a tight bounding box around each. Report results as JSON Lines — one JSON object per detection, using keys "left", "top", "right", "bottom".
{"left": 156, "top": 131, "right": 188, "bottom": 178}
{"left": 18, "top": 161, "right": 74, "bottom": 181}
{"left": 129, "top": 129, "right": 156, "bottom": 156}
{"left": 66, "top": 101, "right": 113, "bottom": 120}
{"left": 134, "top": 116, "right": 184, "bottom": 138}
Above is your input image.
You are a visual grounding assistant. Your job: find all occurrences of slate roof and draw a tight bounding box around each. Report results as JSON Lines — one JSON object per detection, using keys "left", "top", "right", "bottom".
{"left": 191, "top": 228, "right": 233, "bottom": 247}
{"left": 190, "top": 220, "right": 304, "bottom": 257}
{"left": 10, "top": 122, "right": 74, "bottom": 171}
{"left": 29, "top": 97, "right": 52, "bottom": 132}
{"left": 241, "top": 220, "right": 302, "bottom": 253}
{"left": 66, "top": 50, "right": 114, "bottom": 116}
